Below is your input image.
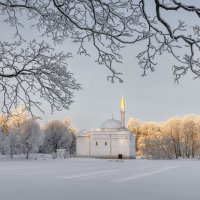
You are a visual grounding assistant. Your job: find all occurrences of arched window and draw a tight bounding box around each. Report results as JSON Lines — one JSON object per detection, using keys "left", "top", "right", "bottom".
{"left": 96, "top": 141, "right": 98, "bottom": 146}
{"left": 105, "top": 141, "right": 107, "bottom": 146}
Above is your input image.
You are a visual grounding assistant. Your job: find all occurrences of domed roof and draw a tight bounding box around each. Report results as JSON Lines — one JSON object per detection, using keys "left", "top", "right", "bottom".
{"left": 77, "top": 129, "right": 89, "bottom": 136}
{"left": 100, "top": 118, "right": 122, "bottom": 129}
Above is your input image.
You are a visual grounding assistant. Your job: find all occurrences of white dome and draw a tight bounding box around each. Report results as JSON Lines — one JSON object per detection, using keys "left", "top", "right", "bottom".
{"left": 100, "top": 119, "right": 122, "bottom": 129}
{"left": 77, "top": 129, "right": 89, "bottom": 136}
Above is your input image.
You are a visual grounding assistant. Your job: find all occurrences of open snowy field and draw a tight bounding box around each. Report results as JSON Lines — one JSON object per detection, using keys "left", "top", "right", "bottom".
{"left": 0, "top": 158, "right": 199, "bottom": 200}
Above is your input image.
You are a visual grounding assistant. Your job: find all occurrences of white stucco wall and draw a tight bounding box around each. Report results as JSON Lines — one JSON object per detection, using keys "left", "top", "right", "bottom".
{"left": 90, "top": 130, "right": 136, "bottom": 159}
{"left": 76, "top": 130, "right": 136, "bottom": 159}
{"left": 111, "top": 134, "right": 130, "bottom": 158}
{"left": 76, "top": 136, "right": 90, "bottom": 157}
{"left": 129, "top": 134, "right": 136, "bottom": 158}
{"left": 90, "top": 134, "right": 111, "bottom": 157}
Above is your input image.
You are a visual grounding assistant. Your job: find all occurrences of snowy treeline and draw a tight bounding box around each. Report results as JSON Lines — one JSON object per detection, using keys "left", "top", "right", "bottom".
{"left": 128, "top": 115, "right": 200, "bottom": 159}
{"left": 0, "top": 105, "right": 77, "bottom": 159}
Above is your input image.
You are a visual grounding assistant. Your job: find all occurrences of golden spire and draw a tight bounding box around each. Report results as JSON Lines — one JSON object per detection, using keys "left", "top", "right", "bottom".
{"left": 120, "top": 96, "right": 125, "bottom": 112}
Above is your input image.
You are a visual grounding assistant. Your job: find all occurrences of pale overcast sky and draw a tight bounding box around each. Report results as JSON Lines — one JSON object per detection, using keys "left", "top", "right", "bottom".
{"left": 1, "top": 1, "right": 200, "bottom": 130}
{"left": 53, "top": 44, "right": 200, "bottom": 130}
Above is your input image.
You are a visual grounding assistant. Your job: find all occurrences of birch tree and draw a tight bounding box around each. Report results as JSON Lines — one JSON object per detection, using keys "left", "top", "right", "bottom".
{"left": 182, "top": 115, "right": 200, "bottom": 158}
{"left": 164, "top": 117, "right": 182, "bottom": 159}
{"left": 19, "top": 119, "right": 42, "bottom": 159}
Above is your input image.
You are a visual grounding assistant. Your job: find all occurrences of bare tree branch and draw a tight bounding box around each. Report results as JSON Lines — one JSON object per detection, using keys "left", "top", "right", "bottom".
{"left": 0, "top": 40, "right": 81, "bottom": 115}
{"left": 1, "top": 0, "right": 200, "bottom": 114}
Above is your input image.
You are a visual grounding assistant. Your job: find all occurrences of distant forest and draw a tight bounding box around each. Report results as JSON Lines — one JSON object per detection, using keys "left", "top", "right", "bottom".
{"left": 128, "top": 115, "right": 200, "bottom": 159}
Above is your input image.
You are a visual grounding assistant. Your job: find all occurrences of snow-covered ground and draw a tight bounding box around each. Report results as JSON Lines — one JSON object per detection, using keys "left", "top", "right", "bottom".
{"left": 0, "top": 158, "right": 199, "bottom": 200}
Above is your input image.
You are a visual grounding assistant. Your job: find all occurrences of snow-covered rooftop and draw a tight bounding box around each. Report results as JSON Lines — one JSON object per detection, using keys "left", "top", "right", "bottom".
{"left": 77, "top": 129, "right": 89, "bottom": 136}
{"left": 100, "top": 118, "right": 122, "bottom": 129}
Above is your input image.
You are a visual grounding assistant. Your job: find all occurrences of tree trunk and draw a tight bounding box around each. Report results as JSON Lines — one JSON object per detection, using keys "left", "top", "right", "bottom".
{"left": 10, "top": 150, "right": 13, "bottom": 159}
{"left": 191, "top": 143, "right": 195, "bottom": 158}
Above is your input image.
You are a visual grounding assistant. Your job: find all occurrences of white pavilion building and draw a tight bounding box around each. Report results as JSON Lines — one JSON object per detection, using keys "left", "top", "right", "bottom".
{"left": 76, "top": 97, "right": 136, "bottom": 159}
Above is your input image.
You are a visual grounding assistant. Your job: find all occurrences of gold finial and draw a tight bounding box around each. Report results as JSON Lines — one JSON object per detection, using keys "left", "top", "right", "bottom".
{"left": 121, "top": 96, "right": 125, "bottom": 112}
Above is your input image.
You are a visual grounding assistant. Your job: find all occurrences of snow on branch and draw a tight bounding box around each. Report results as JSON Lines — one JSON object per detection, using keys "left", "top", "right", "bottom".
{"left": 1, "top": 0, "right": 200, "bottom": 114}
{"left": 0, "top": 40, "right": 81, "bottom": 115}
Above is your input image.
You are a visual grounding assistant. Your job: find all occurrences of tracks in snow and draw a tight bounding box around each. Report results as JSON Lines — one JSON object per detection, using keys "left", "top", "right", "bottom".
{"left": 58, "top": 165, "right": 180, "bottom": 183}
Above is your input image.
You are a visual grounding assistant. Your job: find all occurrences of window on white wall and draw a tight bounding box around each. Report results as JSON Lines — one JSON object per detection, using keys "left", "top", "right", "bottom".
{"left": 96, "top": 142, "right": 98, "bottom": 146}
{"left": 105, "top": 141, "right": 107, "bottom": 146}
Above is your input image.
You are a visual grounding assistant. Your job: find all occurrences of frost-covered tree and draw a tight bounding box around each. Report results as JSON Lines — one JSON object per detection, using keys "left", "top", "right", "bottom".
{"left": 131, "top": 114, "right": 200, "bottom": 159}
{"left": 164, "top": 117, "right": 182, "bottom": 159}
{"left": 1, "top": 1, "right": 200, "bottom": 114}
{"left": 0, "top": 114, "right": 17, "bottom": 157}
{"left": 43, "top": 120, "right": 73, "bottom": 154}
{"left": 63, "top": 117, "right": 77, "bottom": 154}
{"left": 5, "top": 128, "right": 18, "bottom": 159}
{"left": 138, "top": 122, "right": 164, "bottom": 158}
{"left": 0, "top": 129, "right": 6, "bottom": 155}
{"left": 63, "top": 117, "right": 77, "bottom": 135}
{"left": 0, "top": 115, "right": 8, "bottom": 134}
{"left": 192, "top": 117, "right": 200, "bottom": 158}
{"left": 0, "top": 128, "right": 19, "bottom": 159}
{"left": 182, "top": 115, "right": 200, "bottom": 158}
{"left": 2, "top": 105, "right": 31, "bottom": 158}
{"left": 127, "top": 118, "right": 141, "bottom": 151}
{"left": 137, "top": 121, "right": 176, "bottom": 159}
{"left": 163, "top": 115, "right": 200, "bottom": 159}
{"left": 9, "top": 104, "right": 30, "bottom": 129}
{"left": 19, "top": 119, "right": 42, "bottom": 159}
